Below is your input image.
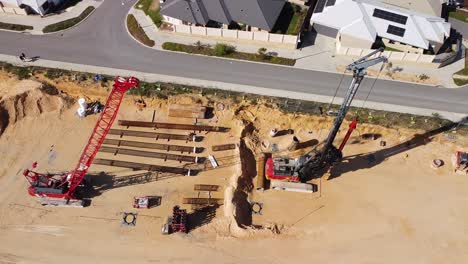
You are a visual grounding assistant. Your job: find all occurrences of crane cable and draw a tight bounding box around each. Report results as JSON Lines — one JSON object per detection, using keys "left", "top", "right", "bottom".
{"left": 327, "top": 68, "right": 348, "bottom": 112}
{"left": 313, "top": 68, "right": 349, "bottom": 143}
{"left": 355, "top": 62, "right": 387, "bottom": 119}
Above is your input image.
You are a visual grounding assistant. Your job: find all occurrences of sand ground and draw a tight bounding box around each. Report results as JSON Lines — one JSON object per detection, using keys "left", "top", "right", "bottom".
{"left": 0, "top": 72, "right": 467, "bottom": 264}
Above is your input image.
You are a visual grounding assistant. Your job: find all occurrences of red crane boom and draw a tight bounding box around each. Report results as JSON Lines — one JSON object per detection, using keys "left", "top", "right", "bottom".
{"left": 22, "top": 76, "right": 139, "bottom": 206}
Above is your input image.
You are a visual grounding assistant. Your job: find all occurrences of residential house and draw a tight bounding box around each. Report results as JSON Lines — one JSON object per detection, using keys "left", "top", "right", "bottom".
{"left": 160, "top": 0, "right": 286, "bottom": 31}
{"left": 310, "top": 0, "right": 451, "bottom": 54}
{"left": 0, "top": 0, "right": 63, "bottom": 15}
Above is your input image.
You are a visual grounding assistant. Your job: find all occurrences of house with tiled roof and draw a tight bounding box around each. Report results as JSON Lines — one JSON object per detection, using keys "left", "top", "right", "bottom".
{"left": 160, "top": 0, "right": 286, "bottom": 31}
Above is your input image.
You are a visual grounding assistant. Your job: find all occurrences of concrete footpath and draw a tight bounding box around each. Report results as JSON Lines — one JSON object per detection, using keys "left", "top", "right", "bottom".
{"left": 130, "top": 7, "right": 466, "bottom": 88}
{"left": 0, "top": 0, "right": 102, "bottom": 34}
{"left": 0, "top": 54, "right": 465, "bottom": 122}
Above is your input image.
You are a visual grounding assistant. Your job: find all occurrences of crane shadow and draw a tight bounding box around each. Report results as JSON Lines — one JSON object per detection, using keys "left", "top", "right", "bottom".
{"left": 82, "top": 171, "right": 181, "bottom": 198}
{"left": 329, "top": 122, "right": 461, "bottom": 180}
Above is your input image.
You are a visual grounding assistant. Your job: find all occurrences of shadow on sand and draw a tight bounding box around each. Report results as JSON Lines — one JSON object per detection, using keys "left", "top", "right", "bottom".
{"left": 329, "top": 122, "right": 462, "bottom": 180}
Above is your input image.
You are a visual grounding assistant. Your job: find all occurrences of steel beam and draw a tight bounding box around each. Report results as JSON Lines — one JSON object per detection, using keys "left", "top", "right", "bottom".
{"left": 118, "top": 120, "right": 229, "bottom": 132}
{"left": 99, "top": 146, "right": 200, "bottom": 163}
{"left": 93, "top": 159, "right": 193, "bottom": 175}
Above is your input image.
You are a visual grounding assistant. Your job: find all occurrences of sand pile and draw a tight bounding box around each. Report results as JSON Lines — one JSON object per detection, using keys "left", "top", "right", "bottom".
{"left": 0, "top": 80, "right": 68, "bottom": 136}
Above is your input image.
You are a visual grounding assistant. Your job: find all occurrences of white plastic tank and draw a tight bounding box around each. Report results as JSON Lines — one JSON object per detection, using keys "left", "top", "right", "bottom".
{"left": 78, "top": 98, "right": 87, "bottom": 109}
{"left": 77, "top": 107, "right": 86, "bottom": 118}
{"left": 77, "top": 98, "right": 87, "bottom": 118}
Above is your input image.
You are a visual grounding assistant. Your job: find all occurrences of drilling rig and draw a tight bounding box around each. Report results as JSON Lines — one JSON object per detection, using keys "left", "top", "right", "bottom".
{"left": 22, "top": 76, "right": 140, "bottom": 207}
{"left": 266, "top": 48, "right": 387, "bottom": 183}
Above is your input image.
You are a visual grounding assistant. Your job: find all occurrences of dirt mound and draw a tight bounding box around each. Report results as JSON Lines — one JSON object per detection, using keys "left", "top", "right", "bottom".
{"left": 0, "top": 80, "right": 68, "bottom": 136}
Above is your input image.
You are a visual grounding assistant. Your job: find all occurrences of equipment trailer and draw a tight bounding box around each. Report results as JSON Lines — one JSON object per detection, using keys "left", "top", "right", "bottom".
{"left": 22, "top": 76, "right": 140, "bottom": 207}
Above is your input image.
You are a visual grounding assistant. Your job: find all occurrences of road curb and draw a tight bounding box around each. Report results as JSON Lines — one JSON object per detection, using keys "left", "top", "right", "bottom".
{"left": 0, "top": 54, "right": 465, "bottom": 122}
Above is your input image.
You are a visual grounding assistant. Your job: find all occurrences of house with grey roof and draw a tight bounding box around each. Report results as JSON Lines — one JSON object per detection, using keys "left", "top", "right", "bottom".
{"left": 160, "top": 0, "right": 286, "bottom": 31}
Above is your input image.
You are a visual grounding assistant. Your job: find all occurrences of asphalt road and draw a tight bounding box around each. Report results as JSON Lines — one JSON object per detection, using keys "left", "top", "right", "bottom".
{"left": 0, "top": 0, "right": 467, "bottom": 115}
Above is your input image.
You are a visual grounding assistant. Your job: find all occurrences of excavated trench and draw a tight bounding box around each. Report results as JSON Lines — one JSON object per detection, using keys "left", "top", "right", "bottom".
{"left": 0, "top": 105, "right": 9, "bottom": 137}
{"left": 231, "top": 121, "right": 258, "bottom": 227}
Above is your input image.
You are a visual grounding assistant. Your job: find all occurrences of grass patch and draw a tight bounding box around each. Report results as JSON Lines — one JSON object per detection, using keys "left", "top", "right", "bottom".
{"left": 0, "top": 63, "right": 32, "bottom": 80}
{"left": 449, "top": 10, "right": 468, "bottom": 23}
{"left": 452, "top": 48, "right": 467, "bottom": 86}
{"left": 135, "top": 0, "right": 162, "bottom": 27}
{"left": 43, "top": 6, "right": 95, "bottom": 33}
{"left": 272, "top": 3, "right": 307, "bottom": 35}
{"left": 454, "top": 78, "right": 468, "bottom": 86}
{"left": 384, "top": 46, "right": 403, "bottom": 52}
{"left": 127, "top": 14, "right": 155, "bottom": 47}
{"left": 162, "top": 42, "right": 295, "bottom": 66}
{"left": 455, "top": 67, "right": 468, "bottom": 76}
{"left": 0, "top": 22, "right": 33, "bottom": 31}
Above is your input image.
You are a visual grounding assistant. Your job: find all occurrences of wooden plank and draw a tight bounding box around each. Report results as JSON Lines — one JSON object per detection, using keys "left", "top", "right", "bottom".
{"left": 182, "top": 198, "right": 223, "bottom": 205}
{"left": 212, "top": 144, "right": 236, "bottom": 152}
{"left": 103, "top": 138, "right": 197, "bottom": 153}
{"left": 194, "top": 184, "right": 219, "bottom": 192}
{"left": 108, "top": 129, "right": 194, "bottom": 142}
{"left": 93, "top": 159, "right": 192, "bottom": 175}
{"left": 99, "top": 146, "right": 199, "bottom": 163}
{"left": 168, "top": 104, "right": 206, "bottom": 119}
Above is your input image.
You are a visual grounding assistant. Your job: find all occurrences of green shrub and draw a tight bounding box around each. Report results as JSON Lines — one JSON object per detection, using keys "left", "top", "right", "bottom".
{"left": 15, "top": 67, "right": 32, "bottom": 80}
{"left": 449, "top": 10, "right": 468, "bottom": 22}
{"left": 40, "top": 82, "right": 59, "bottom": 95}
{"left": 0, "top": 22, "right": 33, "bottom": 31}
{"left": 136, "top": 0, "right": 163, "bottom": 27}
{"left": 418, "top": 74, "right": 429, "bottom": 81}
{"left": 43, "top": 6, "right": 95, "bottom": 33}
{"left": 45, "top": 69, "right": 67, "bottom": 79}
{"left": 214, "top": 43, "right": 235, "bottom": 56}
{"left": 162, "top": 42, "right": 184, "bottom": 51}
{"left": 135, "top": 0, "right": 152, "bottom": 10}
{"left": 127, "top": 14, "right": 155, "bottom": 47}
{"left": 148, "top": 9, "right": 163, "bottom": 27}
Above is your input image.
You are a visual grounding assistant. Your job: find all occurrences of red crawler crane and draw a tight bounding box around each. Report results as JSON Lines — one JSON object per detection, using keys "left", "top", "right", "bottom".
{"left": 22, "top": 76, "right": 140, "bottom": 207}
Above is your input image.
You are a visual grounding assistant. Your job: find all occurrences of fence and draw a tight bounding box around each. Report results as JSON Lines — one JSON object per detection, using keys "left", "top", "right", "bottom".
{"left": 172, "top": 25, "right": 298, "bottom": 48}
{"left": 336, "top": 46, "right": 442, "bottom": 67}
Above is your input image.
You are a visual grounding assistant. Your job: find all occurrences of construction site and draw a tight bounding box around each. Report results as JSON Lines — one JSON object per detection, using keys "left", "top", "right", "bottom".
{"left": 0, "top": 51, "right": 468, "bottom": 263}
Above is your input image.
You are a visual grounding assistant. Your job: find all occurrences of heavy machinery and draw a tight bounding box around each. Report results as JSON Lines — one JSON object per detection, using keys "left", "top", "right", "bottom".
{"left": 161, "top": 205, "right": 188, "bottom": 235}
{"left": 453, "top": 151, "right": 468, "bottom": 175}
{"left": 22, "top": 76, "right": 140, "bottom": 207}
{"left": 266, "top": 48, "right": 387, "bottom": 183}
